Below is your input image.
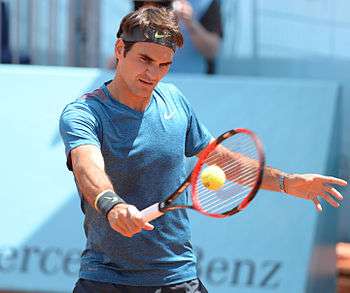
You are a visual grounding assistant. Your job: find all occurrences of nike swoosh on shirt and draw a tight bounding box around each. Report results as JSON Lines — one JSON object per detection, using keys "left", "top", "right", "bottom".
{"left": 164, "top": 112, "right": 175, "bottom": 120}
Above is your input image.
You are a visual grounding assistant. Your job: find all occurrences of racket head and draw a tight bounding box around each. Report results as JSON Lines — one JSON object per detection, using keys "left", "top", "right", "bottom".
{"left": 190, "top": 128, "right": 265, "bottom": 218}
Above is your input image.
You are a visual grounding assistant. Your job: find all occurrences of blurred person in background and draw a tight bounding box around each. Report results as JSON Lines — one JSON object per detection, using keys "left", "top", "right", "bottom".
{"left": 1, "top": 0, "right": 11, "bottom": 63}
{"left": 0, "top": 1, "right": 30, "bottom": 64}
{"left": 170, "top": 0, "right": 222, "bottom": 74}
{"left": 108, "top": 0, "right": 223, "bottom": 73}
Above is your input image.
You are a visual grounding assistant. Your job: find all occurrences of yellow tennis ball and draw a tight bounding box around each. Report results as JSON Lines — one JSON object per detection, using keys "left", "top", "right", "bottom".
{"left": 201, "top": 165, "right": 226, "bottom": 191}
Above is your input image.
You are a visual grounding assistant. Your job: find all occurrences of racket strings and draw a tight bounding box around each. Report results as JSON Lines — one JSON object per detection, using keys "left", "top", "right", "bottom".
{"left": 197, "top": 164, "right": 257, "bottom": 198}
{"left": 203, "top": 143, "right": 258, "bottom": 184}
{"left": 198, "top": 170, "right": 257, "bottom": 201}
{"left": 202, "top": 189, "right": 248, "bottom": 213}
{"left": 197, "top": 168, "right": 257, "bottom": 212}
{"left": 195, "top": 133, "right": 260, "bottom": 214}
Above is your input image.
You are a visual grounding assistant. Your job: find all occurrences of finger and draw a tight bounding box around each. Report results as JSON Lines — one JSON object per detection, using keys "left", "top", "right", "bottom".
{"left": 129, "top": 214, "right": 154, "bottom": 231}
{"left": 324, "top": 186, "right": 344, "bottom": 201}
{"left": 113, "top": 222, "right": 133, "bottom": 238}
{"left": 116, "top": 214, "right": 141, "bottom": 236}
{"left": 129, "top": 217, "right": 144, "bottom": 232}
{"left": 319, "top": 176, "right": 348, "bottom": 186}
{"left": 131, "top": 214, "right": 154, "bottom": 231}
{"left": 122, "top": 214, "right": 142, "bottom": 234}
{"left": 320, "top": 192, "right": 340, "bottom": 208}
{"left": 143, "top": 223, "right": 154, "bottom": 231}
{"left": 127, "top": 207, "right": 149, "bottom": 231}
{"left": 127, "top": 217, "right": 153, "bottom": 232}
{"left": 312, "top": 198, "right": 322, "bottom": 212}
{"left": 127, "top": 212, "right": 144, "bottom": 230}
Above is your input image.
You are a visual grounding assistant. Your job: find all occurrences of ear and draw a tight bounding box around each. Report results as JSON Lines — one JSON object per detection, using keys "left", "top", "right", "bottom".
{"left": 115, "top": 38, "right": 125, "bottom": 60}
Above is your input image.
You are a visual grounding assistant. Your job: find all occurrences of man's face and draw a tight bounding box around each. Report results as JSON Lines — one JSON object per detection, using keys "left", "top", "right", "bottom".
{"left": 115, "top": 40, "right": 174, "bottom": 98}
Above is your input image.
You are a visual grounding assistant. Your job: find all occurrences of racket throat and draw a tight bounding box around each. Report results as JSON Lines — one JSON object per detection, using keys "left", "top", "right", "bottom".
{"left": 159, "top": 202, "right": 167, "bottom": 211}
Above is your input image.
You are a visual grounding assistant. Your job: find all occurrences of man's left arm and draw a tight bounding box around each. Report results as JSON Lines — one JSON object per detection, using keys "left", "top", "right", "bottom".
{"left": 197, "top": 144, "right": 347, "bottom": 212}
{"left": 261, "top": 168, "right": 346, "bottom": 212}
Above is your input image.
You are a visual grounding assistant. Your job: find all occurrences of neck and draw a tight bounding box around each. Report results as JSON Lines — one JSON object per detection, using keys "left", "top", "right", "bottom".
{"left": 107, "top": 74, "right": 152, "bottom": 112}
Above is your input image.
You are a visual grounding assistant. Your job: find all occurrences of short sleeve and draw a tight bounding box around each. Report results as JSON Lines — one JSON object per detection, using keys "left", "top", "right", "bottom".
{"left": 168, "top": 84, "right": 213, "bottom": 157}
{"left": 59, "top": 102, "right": 101, "bottom": 169}
{"left": 185, "top": 108, "right": 213, "bottom": 157}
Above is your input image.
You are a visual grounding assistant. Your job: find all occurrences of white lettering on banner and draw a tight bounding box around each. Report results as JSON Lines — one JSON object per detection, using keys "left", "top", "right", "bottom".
{"left": 0, "top": 245, "right": 282, "bottom": 290}
{"left": 196, "top": 246, "right": 282, "bottom": 289}
{"left": 0, "top": 246, "right": 81, "bottom": 276}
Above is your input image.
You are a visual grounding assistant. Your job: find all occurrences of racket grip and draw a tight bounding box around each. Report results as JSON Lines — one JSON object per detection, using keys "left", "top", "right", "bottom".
{"left": 140, "top": 203, "right": 164, "bottom": 222}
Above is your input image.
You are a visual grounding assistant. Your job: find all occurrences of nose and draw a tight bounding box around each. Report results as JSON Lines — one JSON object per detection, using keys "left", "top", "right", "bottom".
{"left": 145, "top": 63, "right": 161, "bottom": 81}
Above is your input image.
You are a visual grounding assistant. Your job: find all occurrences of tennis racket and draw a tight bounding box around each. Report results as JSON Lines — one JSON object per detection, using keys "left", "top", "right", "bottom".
{"left": 141, "top": 128, "right": 265, "bottom": 222}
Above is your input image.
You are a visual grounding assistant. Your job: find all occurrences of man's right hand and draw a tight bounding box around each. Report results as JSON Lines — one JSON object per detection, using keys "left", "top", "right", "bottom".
{"left": 107, "top": 203, "right": 154, "bottom": 237}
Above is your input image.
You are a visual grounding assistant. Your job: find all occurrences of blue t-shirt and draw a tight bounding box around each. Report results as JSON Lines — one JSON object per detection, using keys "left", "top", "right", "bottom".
{"left": 59, "top": 81, "right": 212, "bottom": 286}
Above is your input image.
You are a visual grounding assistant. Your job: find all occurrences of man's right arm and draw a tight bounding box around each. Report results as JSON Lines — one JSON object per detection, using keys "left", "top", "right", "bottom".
{"left": 70, "top": 145, "right": 154, "bottom": 237}
{"left": 71, "top": 145, "right": 113, "bottom": 207}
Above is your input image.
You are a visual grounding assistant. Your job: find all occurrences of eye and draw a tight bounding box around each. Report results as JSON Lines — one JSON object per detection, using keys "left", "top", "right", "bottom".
{"left": 160, "top": 63, "right": 171, "bottom": 68}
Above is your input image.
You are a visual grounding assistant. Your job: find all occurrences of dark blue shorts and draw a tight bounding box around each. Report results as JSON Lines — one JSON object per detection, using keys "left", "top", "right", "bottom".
{"left": 73, "top": 278, "right": 208, "bottom": 293}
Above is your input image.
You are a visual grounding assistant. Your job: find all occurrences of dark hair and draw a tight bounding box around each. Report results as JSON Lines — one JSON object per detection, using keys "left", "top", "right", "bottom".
{"left": 116, "top": 6, "right": 183, "bottom": 56}
{"left": 133, "top": 1, "right": 173, "bottom": 11}
{"left": 122, "top": 41, "right": 136, "bottom": 57}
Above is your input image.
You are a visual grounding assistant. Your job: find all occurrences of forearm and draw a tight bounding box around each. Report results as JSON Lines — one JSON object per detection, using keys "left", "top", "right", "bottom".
{"left": 70, "top": 146, "right": 153, "bottom": 236}
{"left": 72, "top": 155, "right": 114, "bottom": 208}
{"left": 261, "top": 167, "right": 289, "bottom": 192}
{"left": 186, "top": 20, "right": 220, "bottom": 59}
{"left": 206, "top": 145, "right": 291, "bottom": 193}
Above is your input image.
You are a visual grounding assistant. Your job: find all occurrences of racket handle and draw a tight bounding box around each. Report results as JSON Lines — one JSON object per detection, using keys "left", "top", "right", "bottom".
{"left": 140, "top": 203, "right": 164, "bottom": 222}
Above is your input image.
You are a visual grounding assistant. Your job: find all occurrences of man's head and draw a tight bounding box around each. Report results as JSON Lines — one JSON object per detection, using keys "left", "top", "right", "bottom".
{"left": 117, "top": 6, "right": 182, "bottom": 53}
{"left": 114, "top": 7, "right": 183, "bottom": 98}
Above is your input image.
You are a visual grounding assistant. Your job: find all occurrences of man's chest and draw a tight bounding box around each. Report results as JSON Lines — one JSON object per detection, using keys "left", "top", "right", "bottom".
{"left": 100, "top": 107, "right": 188, "bottom": 169}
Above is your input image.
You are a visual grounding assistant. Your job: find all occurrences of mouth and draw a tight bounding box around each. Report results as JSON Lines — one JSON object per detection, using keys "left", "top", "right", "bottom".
{"left": 139, "top": 79, "right": 154, "bottom": 87}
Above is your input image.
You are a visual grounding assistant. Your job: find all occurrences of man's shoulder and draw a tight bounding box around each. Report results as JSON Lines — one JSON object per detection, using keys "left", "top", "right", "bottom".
{"left": 155, "top": 81, "right": 180, "bottom": 96}
{"left": 61, "top": 87, "right": 108, "bottom": 119}
{"left": 65, "top": 88, "right": 107, "bottom": 110}
{"left": 77, "top": 88, "right": 109, "bottom": 104}
{"left": 154, "top": 81, "right": 192, "bottom": 110}
{"left": 155, "top": 81, "right": 188, "bottom": 103}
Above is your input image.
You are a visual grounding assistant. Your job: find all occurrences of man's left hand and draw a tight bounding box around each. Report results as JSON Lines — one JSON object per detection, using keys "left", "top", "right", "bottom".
{"left": 285, "top": 174, "right": 347, "bottom": 212}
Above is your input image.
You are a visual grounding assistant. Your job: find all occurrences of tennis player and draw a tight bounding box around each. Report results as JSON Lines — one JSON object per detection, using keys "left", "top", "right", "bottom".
{"left": 59, "top": 7, "right": 347, "bottom": 293}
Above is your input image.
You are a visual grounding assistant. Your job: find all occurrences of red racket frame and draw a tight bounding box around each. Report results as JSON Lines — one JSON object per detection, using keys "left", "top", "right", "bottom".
{"left": 190, "top": 128, "right": 265, "bottom": 218}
